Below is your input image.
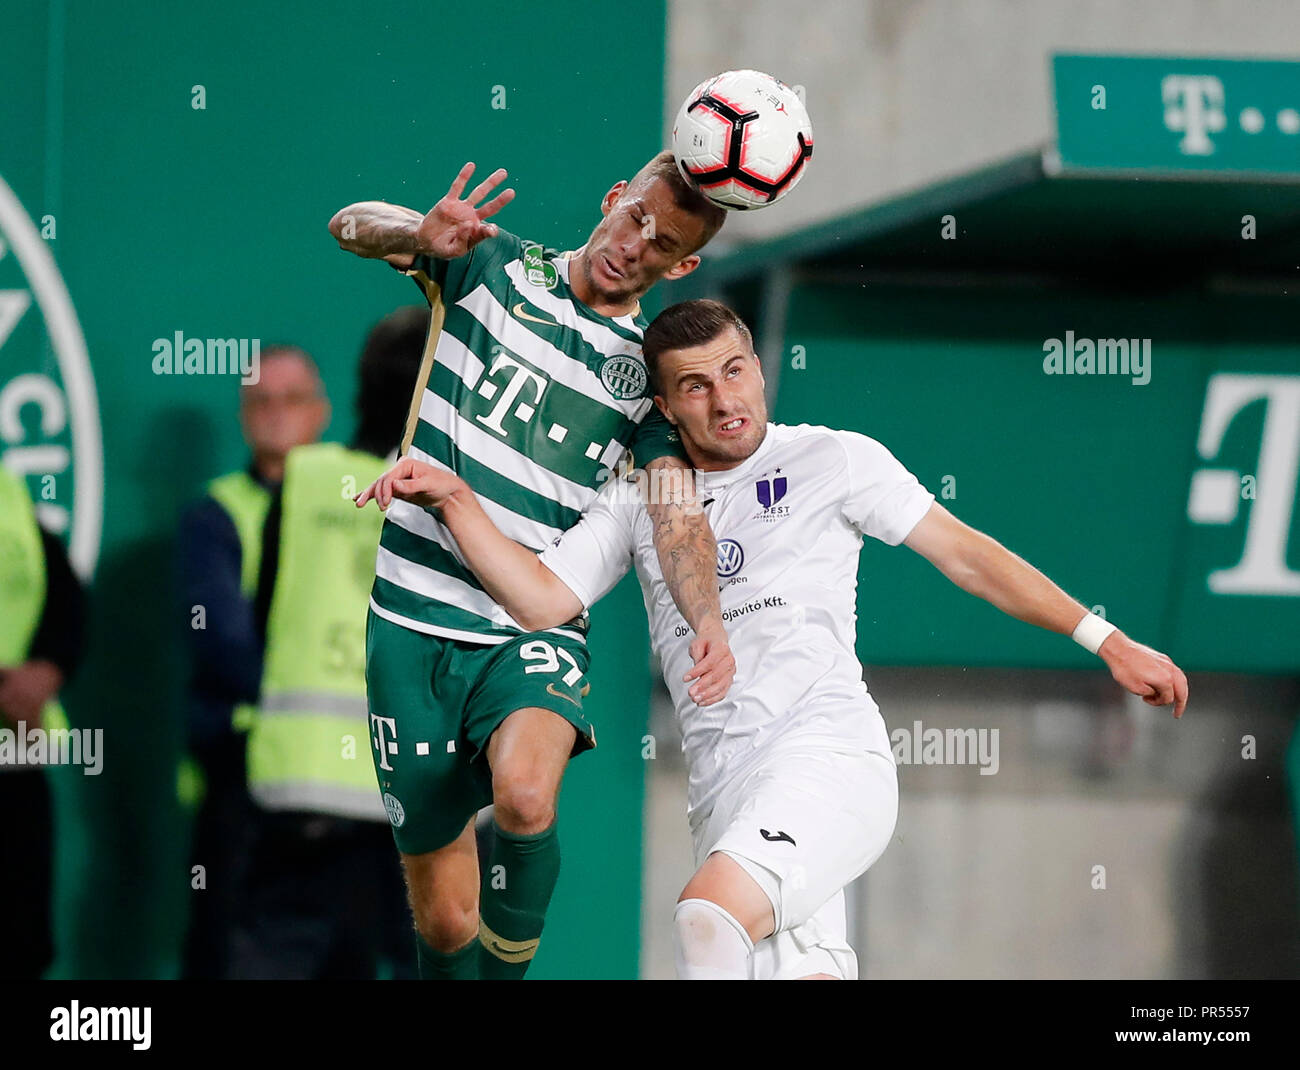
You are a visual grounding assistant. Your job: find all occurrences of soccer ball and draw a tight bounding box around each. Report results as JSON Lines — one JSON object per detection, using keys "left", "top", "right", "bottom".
{"left": 671, "top": 69, "right": 814, "bottom": 211}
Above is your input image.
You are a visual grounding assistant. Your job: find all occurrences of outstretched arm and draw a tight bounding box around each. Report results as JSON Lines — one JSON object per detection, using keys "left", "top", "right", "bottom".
{"left": 355, "top": 458, "right": 581, "bottom": 629}
{"left": 903, "top": 502, "right": 1189, "bottom": 717}
{"left": 357, "top": 457, "right": 737, "bottom": 706}
{"left": 328, "top": 161, "right": 515, "bottom": 270}
{"left": 643, "top": 456, "right": 735, "bottom": 707}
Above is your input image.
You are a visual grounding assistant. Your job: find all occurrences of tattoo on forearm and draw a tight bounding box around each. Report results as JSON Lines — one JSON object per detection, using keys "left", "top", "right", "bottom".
{"left": 653, "top": 504, "right": 721, "bottom": 633}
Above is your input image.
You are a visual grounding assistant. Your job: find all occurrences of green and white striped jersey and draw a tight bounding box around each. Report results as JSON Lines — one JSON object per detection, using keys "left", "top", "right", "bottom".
{"left": 370, "top": 229, "right": 682, "bottom": 645}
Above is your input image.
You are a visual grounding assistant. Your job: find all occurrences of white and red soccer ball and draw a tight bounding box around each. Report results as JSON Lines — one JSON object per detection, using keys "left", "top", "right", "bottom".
{"left": 671, "top": 69, "right": 814, "bottom": 211}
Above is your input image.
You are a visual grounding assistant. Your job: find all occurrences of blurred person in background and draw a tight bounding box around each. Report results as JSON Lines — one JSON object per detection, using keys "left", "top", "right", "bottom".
{"left": 177, "top": 345, "right": 330, "bottom": 979}
{"left": 0, "top": 462, "right": 87, "bottom": 979}
{"left": 225, "top": 307, "right": 428, "bottom": 979}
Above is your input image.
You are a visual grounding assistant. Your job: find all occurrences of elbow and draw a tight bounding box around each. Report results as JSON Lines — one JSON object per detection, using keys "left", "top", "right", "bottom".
{"left": 327, "top": 206, "right": 354, "bottom": 244}
{"left": 513, "top": 604, "right": 571, "bottom": 632}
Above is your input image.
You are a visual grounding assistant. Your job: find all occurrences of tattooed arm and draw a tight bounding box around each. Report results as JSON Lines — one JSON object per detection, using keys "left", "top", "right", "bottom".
{"left": 328, "top": 161, "right": 514, "bottom": 270}
{"left": 644, "top": 455, "right": 735, "bottom": 706}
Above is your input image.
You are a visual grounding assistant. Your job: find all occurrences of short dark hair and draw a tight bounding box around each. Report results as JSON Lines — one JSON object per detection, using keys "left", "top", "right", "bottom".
{"left": 641, "top": 299, "right": 754, "bottom": 394}
{"left": 629, "top": 150, "right": 727, "bottom": 253}
{"left": 353, "top": 305, "right": 430, "bottom": 457}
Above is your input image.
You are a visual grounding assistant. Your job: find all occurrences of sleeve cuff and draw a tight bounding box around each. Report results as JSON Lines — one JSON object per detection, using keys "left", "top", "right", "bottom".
{"left": 537, "top": 547, "right": 597, "bottom": 610}
{"left": 876, "top": 487, "right": 937, "bottom": 546}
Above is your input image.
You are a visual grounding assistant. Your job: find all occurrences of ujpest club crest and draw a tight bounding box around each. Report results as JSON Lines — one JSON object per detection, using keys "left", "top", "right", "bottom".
{"left": 753, "top": 470, "right": 791, "bottom": 522}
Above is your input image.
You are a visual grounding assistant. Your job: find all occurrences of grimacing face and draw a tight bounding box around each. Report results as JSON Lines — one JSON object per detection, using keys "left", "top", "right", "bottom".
{"left": 577, "top": 177, "right": 706, "bottom": 306}
{"left": 654, "top": 325, "right": 768, "bottom": 472}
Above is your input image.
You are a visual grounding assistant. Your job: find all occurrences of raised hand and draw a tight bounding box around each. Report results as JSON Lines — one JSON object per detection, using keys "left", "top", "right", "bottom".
{"left": 415, "top": 162, "right": 516, "bottom": 259}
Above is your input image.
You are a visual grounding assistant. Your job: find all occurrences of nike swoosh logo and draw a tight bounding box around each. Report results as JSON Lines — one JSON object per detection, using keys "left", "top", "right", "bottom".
{"left": 512, "top": 302, "right": 557, "bottom": 327}
{"left": 486, "top": 938, "right": 535, "bottom": 963}
{"left": 546, "top": 682, "right": 582, "bottom": 708}
{"left": 759, "top": 828, "right": 796, "bottom": 846}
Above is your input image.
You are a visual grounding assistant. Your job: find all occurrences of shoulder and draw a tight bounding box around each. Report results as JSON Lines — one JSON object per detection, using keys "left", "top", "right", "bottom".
{"left": 769, "top": 421, "right": 879, "bottom": 462}
{"left": 773, "top": 423, "right": 909, "bottom": 486}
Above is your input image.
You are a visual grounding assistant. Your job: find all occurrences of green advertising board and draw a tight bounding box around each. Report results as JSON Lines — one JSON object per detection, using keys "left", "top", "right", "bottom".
{"left": 1053, "top": 54, "right": 1300, "bottom": 176}
{"left": 2, "top": 0, "right": 665, "bottom": 979}
{"left": 774, "top": 284, "right": 1300, "bottom": 673}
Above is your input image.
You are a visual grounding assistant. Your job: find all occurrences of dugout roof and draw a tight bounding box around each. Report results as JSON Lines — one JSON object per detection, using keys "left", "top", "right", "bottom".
{"left": 685, "top": 149, "right": 1300, "bottom": 294}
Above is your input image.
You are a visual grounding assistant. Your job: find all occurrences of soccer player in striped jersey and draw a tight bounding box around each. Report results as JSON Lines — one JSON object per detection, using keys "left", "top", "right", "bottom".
{"left": 329, "top": 154, "right": 733, "bottom": 979}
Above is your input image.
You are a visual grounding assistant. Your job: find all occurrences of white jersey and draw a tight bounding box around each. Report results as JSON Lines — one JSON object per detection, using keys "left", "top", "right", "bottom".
{"left": 538, "top": 421, "right": 935, "bottom": 819}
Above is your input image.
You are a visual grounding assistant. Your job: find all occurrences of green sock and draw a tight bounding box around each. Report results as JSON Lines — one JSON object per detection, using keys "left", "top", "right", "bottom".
{"left": 416, "top": 933, "right": 478, "bottom": 980}
{"left": 478, "top": 820, "right": 561, "bottom": 980}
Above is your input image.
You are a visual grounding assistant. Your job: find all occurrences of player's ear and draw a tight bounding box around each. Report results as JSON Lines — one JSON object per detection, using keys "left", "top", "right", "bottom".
{"left": 653, "top": 394, "right": 677, "bottom": 425}
{"left": 601, "top": 181, "right": 628, "bottom": 217}
{"left": 663, "top": 253, "right": 701, "bottom": 281}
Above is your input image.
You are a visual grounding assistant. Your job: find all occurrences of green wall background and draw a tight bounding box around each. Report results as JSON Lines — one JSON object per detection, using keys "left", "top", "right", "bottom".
{"left": 774, "top": 283, "right": 1300, "bottom": 672}
{"left": 2, "top": 0, "right": 666, "bottom": 979}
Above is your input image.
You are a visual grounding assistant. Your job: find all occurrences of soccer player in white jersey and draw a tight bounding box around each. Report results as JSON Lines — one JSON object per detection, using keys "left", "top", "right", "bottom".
{"left": 357, "top": 299, "right": 1190, "bottom": 979}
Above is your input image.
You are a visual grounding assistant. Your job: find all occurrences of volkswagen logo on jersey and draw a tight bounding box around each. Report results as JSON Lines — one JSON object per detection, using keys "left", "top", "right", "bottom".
{"left": 716, "top": 538, "right": 745, "bottom": 577}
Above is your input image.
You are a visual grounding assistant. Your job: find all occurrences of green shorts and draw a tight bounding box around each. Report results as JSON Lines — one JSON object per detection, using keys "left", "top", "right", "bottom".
{"left": 364, "top": 609, "right": 595, "bottom": 855}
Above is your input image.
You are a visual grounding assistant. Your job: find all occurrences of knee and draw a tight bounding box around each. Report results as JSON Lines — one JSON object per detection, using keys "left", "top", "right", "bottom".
{"left": 492, "top": 771, "right": 557, "bottom": 835}
{"left": 673, "top": 898, "right": 753, "bottom": 980}
{"left": 411, "top": 897, "right": 477, "bottom": 953}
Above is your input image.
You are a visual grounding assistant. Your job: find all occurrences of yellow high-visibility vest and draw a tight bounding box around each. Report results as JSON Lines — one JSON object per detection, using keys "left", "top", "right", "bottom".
{"left": 245, "top": 442, "right": 388, "bottom": 820}
{"left": 0, "top": 463, "right": 68, "bottom": 737}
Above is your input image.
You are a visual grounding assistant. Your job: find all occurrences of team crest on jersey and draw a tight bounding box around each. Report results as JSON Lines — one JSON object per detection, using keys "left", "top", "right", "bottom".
{"left": 752, "top": 471, "right": 791, "bottom": 522}
{"left": 382, "top": 792, "right": 406, "bottom": 828}
{"left": 716, "top": 538, "right": 745, "bottom": 577}
{"left": 522, "top": 242, "right": 558, "bottom": 290}
{"left": 599, "top": 354, "right": 647, "bottom": 400}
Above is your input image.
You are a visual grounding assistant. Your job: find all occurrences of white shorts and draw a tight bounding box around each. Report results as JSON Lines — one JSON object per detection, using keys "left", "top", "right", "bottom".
{"left": 689, "top": 742, "right": 898, "bottom": 980}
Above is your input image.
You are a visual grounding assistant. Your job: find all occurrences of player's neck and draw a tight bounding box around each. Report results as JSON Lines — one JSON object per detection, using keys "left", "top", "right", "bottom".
{"left": 690, "top": 423, "right": 772, "bottom": 473}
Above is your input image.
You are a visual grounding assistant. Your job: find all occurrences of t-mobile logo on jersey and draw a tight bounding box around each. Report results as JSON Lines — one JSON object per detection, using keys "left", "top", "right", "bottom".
{"left": 475, "top": 349, "right": 548, "bottom": 437}
{"left": 370, "top": 713, "right": 399, "bottom": 771}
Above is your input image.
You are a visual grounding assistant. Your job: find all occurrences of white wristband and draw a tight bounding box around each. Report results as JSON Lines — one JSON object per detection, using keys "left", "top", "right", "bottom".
{"left": 1071, "top": 612, "right": 1117, "bottom": 655}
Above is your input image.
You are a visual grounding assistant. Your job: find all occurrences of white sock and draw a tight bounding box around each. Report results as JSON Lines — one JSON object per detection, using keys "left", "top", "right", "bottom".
{"left": 673, "top": 898, "right": 753, "bottom": 980}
